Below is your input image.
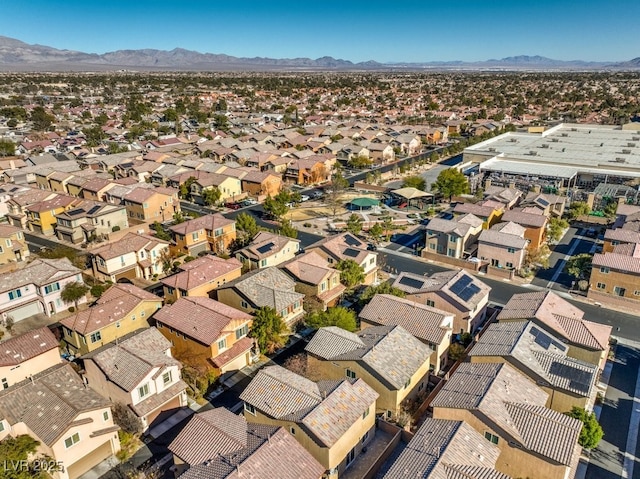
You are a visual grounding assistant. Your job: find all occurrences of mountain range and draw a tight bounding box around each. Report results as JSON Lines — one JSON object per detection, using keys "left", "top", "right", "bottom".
{"left": 0, "top": 36, "right": 638, "bottom": 72}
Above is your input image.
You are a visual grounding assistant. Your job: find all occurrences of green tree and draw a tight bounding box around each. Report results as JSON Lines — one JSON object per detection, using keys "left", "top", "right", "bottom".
{"left": 448, "top": 343, "right": 467, "bottom": 362}
{"left": 335, "top": 259, "right": 365, "bottom": 289}
{"left": 348, "top": 155, "right": 373, "bottom": 169}
{"left": 236, "top": 212, "right": 259, "bottom": 238}
{"left": 83, "top": 126, "right": 106, "bottom": 147}
{"left": 61, "top": 281, "right": 88, "bottom": 309}
{"left": 359, "top": 282, "right": 406, "bottom": 305}
{"left": 431, "top": 168, "right": 469, "bottom": 200}
{"left": 112, "top": 402, "right": 143, "bottom": 436}
{"left": 38, "top": 245, "right": 86, "bottom": 269}
{"left": 429, "top": 152, "right": 439, "bottom": 163}
{"left": 566, "top": 407, "right": 604, "bottom": 449}
{"left": 346, "top": 214, "right": 363, "bottom": 235}
{"left": 306, "top": 307, "right": 357, "bottom": 332}
{"left": 263, "top": 194, "right": 289, "bottom": 219}
{"left": 249, "top": 306, "right": 287, "bottom": 354}
{"left": 30, "top": 106, "right": 54, "bottom": 130}
{"left": 382, "top": 216, "right": 396, "bottom": 241}
{"left": 547, "top": 217, "right": 569, "bottom": 242}
{"left": 203, "top": 187, "right": 221, "bottom": 206}
{"left": 163, "top": 107, "right": 178, "bottom": 122}
{"left": 567, "top": 201, "right": 591, "bottom": 220}
{"left": 402, "top": 175, "right": 427, "bottom": 191}
{"left": 565, "top": 253, "right": 593, "bottom": 280}
{"left": 279, "top": 219, "right": 298, "bottom": 239}
{"left": 151, "top": 222, "right": 171, "bottom": 241}
{"left": 0, "top": 435, "right": 53, "bottom": 479}
{"left": 0, "top": 139, "right": 16, "bottom": 156}
{"left": 524, "top": 245, "right": 551, "bottom": 269}
{"left": 369, "top": 222, "right": 384, "bottom": 244}
{"left": 326, "top": 169, "right": 349, "bottom": 218}
{"left": 179, "top": 176, "right": 197, "bottom": 200}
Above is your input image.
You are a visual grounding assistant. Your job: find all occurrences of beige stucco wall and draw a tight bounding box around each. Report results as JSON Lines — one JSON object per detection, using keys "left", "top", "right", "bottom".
{"left": 0, "top": 348, "right": 62, "bottom": 388}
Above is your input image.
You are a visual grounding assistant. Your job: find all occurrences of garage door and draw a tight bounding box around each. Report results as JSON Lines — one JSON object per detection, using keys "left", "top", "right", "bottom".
{"left": 4, "top": 300, "right": 43, "bottom": 322}
{"left": 115, "top": 267, "right": 138, "bottom": 282}
{"left": 66, "top": 440, "right": 114, "bottom": 479}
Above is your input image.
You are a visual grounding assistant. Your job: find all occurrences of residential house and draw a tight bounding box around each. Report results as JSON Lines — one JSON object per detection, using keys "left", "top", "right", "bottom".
{"left": 240, "top": 365, "right": 378, "bottom": 478}
{"left": 0, "top": 224, "right": 29, "bottom": 264}
{"left": 523, "top": 191, "right": 566, "bottom": 217}
{"left": 423, "top": 216, "right": 482, "bottom": 259}
{"left": 154, "top": 297, "right": 254, "bottom": 375}
{"left": 5, "top": 188, "right": 56, "bottom": 229}
{"left": 0, "top": 363, "right": 120, "bottom": 479}
{"left": 161, "top": 255, "right": 242, "bottom": 302}
{"left": 26, "top": 194, "right": 80, "bottom": 236}
{"left": 0, "top": 326, "right": 61, "bottom": 389}
{"left": 216, "top": 267, "right": 305, "bottom": 327}
{"left": 60, "top": 284, "right": 162, "bottom": 356}
{"left": 169, "top": 213, "right": 236, "bottom": 256}
{"left": 589, "top": 243, "right": 640, "bottom": 306}
{"left": 80, "top": 178, "right": 116, "bottom": 202}
{"left": 497, "top": 291, "right": 612, "bottom": 370}
{"left": 382, "top": 418, "right": 510, "bottom": 479}
{"left": 123, "top": 187, "right": 180, "bottom": 222}
{"left": 0, "top": 258, "right": 85, "bottom": 322}
{"left": 55, "top": 202, "right": 129, "bottom": 244}
{"left": 169, "top": 407, "right": 325, "bottom": 479}
{"left": 501, "top": 209, "right": 548, "bottom": 249}
{"left": 431, "top": 362, "right": 582, "bottom": 479}
{"left": 305, "top": 325, "right": 432, "bottom": 417}
{"left": 191, "top": 173, "right": 242, "bottom": 204}
{"left": 284, "top": 156, "right": 335, "bottom": 185}
{"left": 90, "top": 233, "right": 170, "bottom": 282}
{"left": 453, "top": 202, "right": 504, "bottom": 229}
{"left": 358, "top": 294, "right": 452, "bottom": 372}
{"left": 602, "top": 228, "right": 640, "bottom": 254}
{"left": 82, "top": 327, "right": 188, "bottom": 432}
{"left": 235, "top": 231, "right": 300, "bottom": 270}
{"left": 240, "top": 170, "right": 282, "bottom": 198}
{"left": 469, "top": 321, "right": 598, "bottom": 413}
{"left": 280, "top": 251, "right": 345, "bottom": 311}
{"left": 307, "top": 232, "right": 378, "bottom": 285}
{"left": 393, "top": 269, "right": 490, "bottom": 334}
{"left": 483, "top": 185, "right": 523, "bottom": 209}
{"left": 478, "top": 227, "right": 528, "bottom": 271}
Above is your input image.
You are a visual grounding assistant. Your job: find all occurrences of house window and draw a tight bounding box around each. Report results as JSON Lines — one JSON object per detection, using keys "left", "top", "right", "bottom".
{"left": 8, "top": 289, "right": 22, "bottom": 300}
{"left": 426, "top": 299, "right": 435, "bottom": 307}
{"left": 635, "top": 291, "right": 640, "bottom": 296}
{"left": 484, "top": 432, "right": 499, "bottom": 444}
{"left": 0, "top": 421, "right": 4, "bottom": 432}
{"left": 290, "top": 427, "right": 296, "bottom": 435}
{"left": 260, "top": 259, "right": 267, "bottom": 267}
{"left": 138, "top": 383, "right": 150, "bottom": 398}
{"left": 404, "top": 378, "right": 411, "bottom": 389}
{"left": 116, "top": 322, "right": 121, "bottom": 328}
{"left": 507, "top": 248, "right": 516, "bottom": 254}
{"left": 140, "top": 311, "right": 146, "bottom": 318}
{"left": 217, "top": 338, "right": 227, "bottom": 351}
{"left": 614, "top": 286, "right": 626, "bottom": 297}
{"left": 369, "top": 257, "right": 375, "bottom": 265}
{"left": 244, "top": 403, "right": 256, "bottom": 415}
{"left": 90, "top": 331, "right": 102, "bottom": 343}
{"left": 103, "top": 411, "right": 109, "bottom": 421}
{"left": 235, "top": 324, "right": 248, "bottom": 339}
{"left": 162, "top": 371, "right": 172, "bottom": 385}
{"left": 64, "top": 432, "right": 80, "bottom": 449}
{"left": 361, "top": 430, "right": 370, "bottom": 444}
{"left": 449, "top": 235, "right": 458, "bottom": 243}
{"left": 362, "top": 407, "right": 369, "bottom": 420}
{"left": 597, "top": 282, "right": 606, "bottom": 290}
{"left": 327, "top": 257, "right": 334, "bottom": 264}
{"left": 346, "top": 446, "right": 356, "bottom": 466}
{"left": 321, "top": 282, "right": 327, "bottom": 292}
{"left": 506, "top": 262, "right": 514, "bottom": 269}
{"left": 1, "top": 378, "right": 7, "bottom": 390}
{"left": 600, "top": 267, "right": 610, "bottom": 274}
{"left": 241, "top": 301, "right": 248, "bottom": 309}
{"left": 214, "top": 228, "right": 223, "bottom": 237}
{"left": 429, "top": 243, "right": 436, "bottom": 250}
{"left": 447, "top": 248, "right": 456, "bottom": 257}
{"left": 346, "top": 369, "right": 357, "bottom": 379}
{"left": 192, "top": 232, "right": 199, "bottom": 241}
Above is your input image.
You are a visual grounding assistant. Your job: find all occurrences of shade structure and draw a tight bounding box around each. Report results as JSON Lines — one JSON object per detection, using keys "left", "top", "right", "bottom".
{"left": 348, "top": 197, "right": 380, "bottom": 209}
{"left": 391, "top": 187, "right": 433, "bottom": 200}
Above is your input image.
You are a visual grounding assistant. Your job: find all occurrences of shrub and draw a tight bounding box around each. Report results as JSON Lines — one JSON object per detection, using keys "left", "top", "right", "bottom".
{"left": 111, "top": 225, "right": 121, "bottom": 232}
{"left": 68, "top": 307, "right": 75, "bottom": 313}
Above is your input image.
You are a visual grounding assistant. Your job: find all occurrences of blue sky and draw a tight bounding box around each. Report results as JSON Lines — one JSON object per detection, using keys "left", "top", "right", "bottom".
{"left": 2, "top": 1, "right": 638, "bottom": 63}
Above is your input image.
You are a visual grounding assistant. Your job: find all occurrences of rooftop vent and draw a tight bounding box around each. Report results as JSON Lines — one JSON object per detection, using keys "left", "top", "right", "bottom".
{"left": 561, "top": 133, "right": 568, "bottom": 137}
{"left": 551, "top": 138, "right": 559, "bottom": 143}
{"left": 529, "top": 151, "right": 537, "bottom": 156}
{"left": 622, "top": 149, "right": 631, "bottom": 155}
{"left": 628, "top": 143, "right": 636, "bottom": 148}
{"left": 540, "top": 144, "right": 549, "bottom": 148}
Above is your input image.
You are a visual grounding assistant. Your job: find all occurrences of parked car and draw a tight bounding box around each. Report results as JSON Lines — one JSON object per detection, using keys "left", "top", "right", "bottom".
{"left": 300, "top": 194, "right": 310, "bottom": 202}
{"left": 240, "top": 198, "right": 258, "bottom": 207}
{"left": 225, "top": 202, "right": 241, "bottom": 210}
{"left": 309, "top": 190, "right": 324, "bottom": 199}
{"left": 367, "top": 243, "right": 378, "bottom": 251}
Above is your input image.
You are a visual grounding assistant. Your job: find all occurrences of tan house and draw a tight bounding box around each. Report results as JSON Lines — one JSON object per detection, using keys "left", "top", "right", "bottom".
{"left": 26, "top": 194, "right": 80, "bottom": 236}
{"left": 431, "top": 362, "right": 582, "bottom": 479}
{"left": 80, "top": 178, "right": 116, "bottom": 202}
{"left": 589, "top": 243, "right": 640, "bottom": 306}
{"left": 154, "top": 297, "right": 254, "bottom": 375}
{"left": 60, "top": 284, "right": 163, "bottom": 356}
{"left": 284, "top": 156, "right": 335, "bottom": 185}
{"left": 191, "top": 173, "right": 242, "bottom": 204}
{"left": 307, "top": 232, "right": 378, "bottom": 285}
{"left": 0, "top": 326, "right": 61, "bottom": 389}
{"left": 216, "top": 267, "right": 305, "bottom": 327}
{"left": 478, "top": 227, "right": 528, "bottom": 271}
{"left": 161, "top": 255, "right": 242, "bottom": 302}
{"left": 280, "top": 251, "right": 345, "bottom": 311}
{"left": 169, "top": 213, "right": 236, "bottom": 256}
{"left": 394, "top": 269, "right": 490, "bottom": 334}
{"left": 469, "top": 321, "right": 598, "bottom": 413}
{"left": 169, "top": 407, "right": 324, "bottom": 479}
{"left": 423, "top": 216, "right": 482, "bottom": 259}
{"left": 123, "top": 187, "right": 180, "bottom": 222}
{"left": 90, "top": 232, "right": 170, "bottom": 282}
{"left": 306, "top": 325, "right": 432, "bottom": 417}
{"left": 358, "top": 294, "right": 452, "bottom": 373}
{"left": 82, "top": 327, "right": 188, "bottom": 432}
{"left": 241, "top": 170, "right": 282, "bottom": 198}
{"left": 240, "top": 365, "right": 378, "bottom": 478}
{"left": 453, "top": 202, "right": 504, "bottom": 229}
{"left": 497, "top": 291, "right": 612, "bottom": 371}
{"left": 235, "top": 231, "right": 300, "bottom": 269}
{"left": 501, "top": 209, "right": 548, "bottom": 250}
{"left": 0, "top": 224, "right": 29, "bottom": 264}
{"left": 55, "top": 202, "right": 129, "bottom": 244}
{"left": 0, "top": 363, "right": 121, "bottom": 479}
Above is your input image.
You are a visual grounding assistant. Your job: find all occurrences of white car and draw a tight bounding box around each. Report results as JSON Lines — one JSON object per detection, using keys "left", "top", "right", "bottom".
{"left": 243, "top": 198, "right": 258, "bottom": 205}
{"left": 300, "top": 195, "right": 310, "bottom": 202}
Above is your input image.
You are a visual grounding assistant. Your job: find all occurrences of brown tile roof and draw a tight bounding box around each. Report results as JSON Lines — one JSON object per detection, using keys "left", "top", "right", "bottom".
{"left": 453, "top": 202, "right": 499, "bottom": 218}
{"left": 502, "top": 209, "right": 548, "bottom": 228}
{"left": 236, "top": 231, "right": 299, "bottom": 261}
{"left": 131, "top": 380, "right": 188, "bottom": 417}
{"left": 169, "top": 213, "right": 235, "bottom": 235}
{"left": 497, "top": 291, "right": 611, "bottom": 350}
{"left": 0, "top": 224, "right": 23, "bottom": 237}
{"left": 0, "top": 326, "right": 59, "bottom": 367}
{"left": 210, "top": 337, "right": 254, "bottom": 368}
{"left": 90, "top": 232, "right": 168, "bottom": 260}
{"left": 0, "top": 257, "right": 81, "bottom": 294}
{"left": 161, "top": 255, "right": 241, "bottom": 291}
{"left": 281, "top": 251, "right": 334, "bottom": 285}
{"left": 606, "top": 228, "right": 640, "bottom": 244}
{"left": 424, "top": 218, "right": 471, "bottom": 237}
{"left": 308, "top": 232, "right": 373, "bottom": 265}
{"left": 154, "top": 297, "right": 251, "bottom": 346}
{"left": 593, "top": 251, "right": 640, "bottom": 274}
{"left": 478, "top": 229, "right": 528, "bottom": 249}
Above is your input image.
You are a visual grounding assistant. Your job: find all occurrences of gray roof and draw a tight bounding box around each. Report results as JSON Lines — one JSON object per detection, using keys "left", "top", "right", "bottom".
{"left": 0, "top": 363, "right": 112, "bottom": 446}
{"left": 0, "top": 257, "right": 81, "bottom": 294}
{"left": 383, "top": 419, "right": 510, "bottom": 479}
{"left": 431, "top": 362, "right": 582, "bottom": 466}
{"left": 218, "top": 267, "right": 304, "bottom": 312}
{"left": 478, "top": 229, "right": 528, "bottom": 249}
{"left": 425, "top": 217, "right": 471, "bottom": 237}
{"left": 240, "top": 365, "right": 378, "bottom": 447}
{"left": 305, "top": 325, "right": 432, "bottom": 390}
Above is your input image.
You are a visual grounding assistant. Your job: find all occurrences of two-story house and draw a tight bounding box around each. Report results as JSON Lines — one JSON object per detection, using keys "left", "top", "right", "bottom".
{"left": 169, "top": 407, "right": 324, "bottom": 479}
{"left": 280, "top": 251, "right": 345, "bottom": 311}
{"left": 0, "top": 326, "right": 61, "bottom": 389}
{"left": 501, "top": 209, "right": 548, "bottom": 249}
{"left": 154, "top": 297, "right": 254, "bottom": 376}
{"left": 431, "top": 362, "right": 582, "bottom": 479}
{"left": 307, "top": 232, "right": 378, "bottom": 285}
{"left": 235, "top": 231, "right": 300, "bottom": 270}
{"left": 393, "top": 269, "right": 490, "bottom": 334}
{"left": 6, "top": 188, "right": 56, "bottom": 229}
{"left": 60, "top": 284, "right": 163, "bottom": 356}
{"left": 240, "top": 365, "right": 378, "bottom": 478}
{"left": 423, "top": 216, "right": 483, "bottom": 259}
{"left": 453, "top": 202, "right": 504, "bottom": 229}
{"left": 240, "top": 170, "right": 282, "bottom": 198}
{"left": 0, "top": 363, "right": 121, "bottom": 479}
{"left": 0, "top": 224, "right": 30, "bottom": 264}
{"left": 55, "top": 202, "right": 129, "bottom": 244}
{"left": 82, "top": 327, "right": 188, "bottom": 432}
{"left": 478, "top": 227, "right": 528, "bottom": 271}
{"left": 169, "top": 213, "right": 236, "bottom": 256}
{"left": 123, "top": 187, "right": 180, "bottom": 222}
{"left": 26, "top": 194, "right": 80, "bottom": 236}
{"left": 191, "top": 173, "right": 242, "bottom": 204}
{"left": 216, "top": 267, "right": 305, "bottom": 327}
{"left": 589, "top": 243, "right": 640, "bottom": 306}
{"left": 161, "top": 255, "right": 242, "bottom": 302}
{"left": 90, "top": 232, "right": 170, "bottom": 282}
{"left": 0, "top": 257, "right": 85, "bottom": 322}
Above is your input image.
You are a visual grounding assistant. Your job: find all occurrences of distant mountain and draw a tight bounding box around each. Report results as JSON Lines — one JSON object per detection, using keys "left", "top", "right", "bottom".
{"left": 0, "top": 36, "right": 636, "bottom": 72}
